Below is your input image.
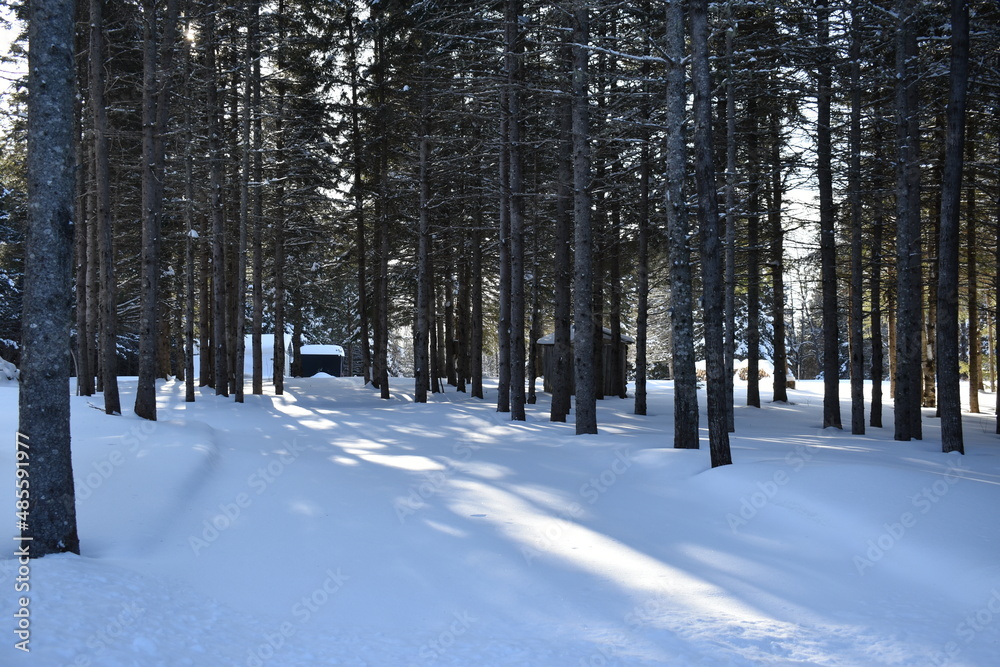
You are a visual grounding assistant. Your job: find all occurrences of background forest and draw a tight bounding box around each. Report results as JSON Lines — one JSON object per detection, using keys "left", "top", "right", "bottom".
{"left": 0, "top": 0, "right": 998, "bottom": 442}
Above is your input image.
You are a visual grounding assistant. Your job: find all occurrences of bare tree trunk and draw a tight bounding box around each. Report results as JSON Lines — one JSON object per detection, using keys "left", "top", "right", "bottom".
{"left": 692, "top": 0, "right": 731, "bottom": 466}
{"left": 90, "top": 0, "right": 120, "bottom": 415}
{"left": 21, "top": 0, "right": 81, "bottom": 556}
{"left": 471, "top": 222, "right": 484, "bottom": 399}
{"left": 723, "top": 6, "right": 737, "bottom": 429}
{"left": 415, "top": 110, "right": 431, "bottom": 403}
{"left": 848, "top": 0, "right": 865, "bottom": 434}
{"left": 507, "top": 0, "right": 526, "bottom": 421}
{"left": 74, "top": 104, "right": 93, "bottom": 397}
{"left": 870, "top": 189, "right": 885, "bottom": 428}
{"left": 346, "top": 8, "right": 371, "bottom": 386}
{"left": 666, "top": 0, "right": 698, "bottom": 448}
{"left": 769, "top": 105, "right": 788, "bottom": 405}
{"left": 966, "top": 125, "right": 980, "bottom": 412}
{"left": 634, "top": 32, "right": 652, "bottom": 416}
{"left": 250, "top": 0, "right": 263, "bottom": 395}
{"left": 135, "top": 0, "right": 180, "bottom": 420}
{"left": 273, "top": 0, "right": 288, "bottom": 396}
{"left": 937, "top": 0, "right": 969, "bottom": 454}
{"left": 551, "top": 78, "right": 572, "bottom": 423}
{"left": 746, "top": 101, "right": 761, "bottom": 409}
{"left": 894, "top": 0, "right": 923, "bottom": 441}
{"left": 817, "top": 2, "right": 841, "bottom": 430}
{"left": 571, "top": 3, "right": 597, "bottom": 435}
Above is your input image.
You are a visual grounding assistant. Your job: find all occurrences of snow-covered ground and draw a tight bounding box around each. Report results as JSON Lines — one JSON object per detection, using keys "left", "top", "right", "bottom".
{"left": 1, "top": 374, "right": 999, "bottom": 666}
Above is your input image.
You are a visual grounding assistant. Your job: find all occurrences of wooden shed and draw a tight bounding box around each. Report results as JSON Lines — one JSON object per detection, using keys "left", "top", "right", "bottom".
{"left": 292, "top": 344, "right": 345, "bottom": 377}
{"left": 536, "top": 327, "right": 634, "bottom": 397}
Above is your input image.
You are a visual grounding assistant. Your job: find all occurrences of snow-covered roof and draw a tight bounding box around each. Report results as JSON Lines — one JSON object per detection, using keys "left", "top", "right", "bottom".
{"left": 300, "top": 344, "right": 345, "bottom": 356}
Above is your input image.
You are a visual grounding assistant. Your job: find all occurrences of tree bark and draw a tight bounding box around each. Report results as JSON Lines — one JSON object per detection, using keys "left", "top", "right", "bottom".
{"left": 937, "top": 0, "right": 969, "bottom": 454}
{"left": 507, "top": 0, "right": 526, "bottom": 421}
{"left": 692, "top": 0, "right": 732, "bottom": 466}
{"left": 666, "top": 0, "right": 698, "bottom": 449}
{"left": 817, "top": 1, "right": 841, "bottom": 430}
{"left": 571, "top": 4, "right": 597, "bottom": 435}
{"left": 21, "top": 0, "right": 81, "bottom": 556}
{"left": 90, "top": 0, "right": 121, "bottom": 415}
{"left": 848, "top": 0, "right": 865, "bottom": 434}
{"left": 551, "top": 78, "right": 572, "bottom": 423}
{"left": 769, "top": 104, "right": 788, "bottom": 405}
{"left": 135, "top": 0, "right": 180, "bottom": 420}
{"left": 893, "top": 0, "right": 923, "bottom": 441}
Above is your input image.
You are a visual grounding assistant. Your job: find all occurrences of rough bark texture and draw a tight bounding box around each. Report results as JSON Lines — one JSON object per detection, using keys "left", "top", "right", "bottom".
{"left": 90, "top": 0, "right": 121, "bottom": 415}
{"left": 571, "top": 5, "right": 597, "bottom": 435}
{"left": 415, "top": 113, "right": 431, "bottom": 403}
{"left": 692, "top": 0, "right": 731, "bottom": 466}
{"left": 769, "top": 107, "right": 788, "bottom": 405}
{"left": 894, "top": 0, "right": 923, "bottom": 441}
{"left": 666, "top": 0, "right": 698, "bottom": 449}
{"left": 848, "top": 0, "right": 865, "bottom": 435}
{"left": 818, "top": 3, "right": 842, "bottom": 430}
{"left": 550, "top": 83, "right": 572, "bottom": 423}
{"left": 507, "top": 0, "right": 526, "bottom": 421}
{"left": 937, "top": 0, "right": 968, "bottom": 455}
{"left": 21, "top": 0, "right": 81, "bottom": 556}
{"left": 135, "top": 0, "right": 180, "bottom": 419}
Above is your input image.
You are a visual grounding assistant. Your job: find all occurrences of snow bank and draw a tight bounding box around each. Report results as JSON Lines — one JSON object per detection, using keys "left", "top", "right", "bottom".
{"left": 0, "top": 377, "right": 998, "bottom": 665}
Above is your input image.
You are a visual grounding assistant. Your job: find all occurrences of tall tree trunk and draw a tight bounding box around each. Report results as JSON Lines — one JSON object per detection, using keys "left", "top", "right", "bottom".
{"left": 74, "top": 106, "right": 93, "bottom": 397}
{"left": 184, "top": 40, "right": 196, "bottom": 403}
{"left": 723, "top": 5, "right": 737, "bottom": 429}
{"left": 90, "top": 0, "right": 120, "bottom": 415}
{"left": 692, "top": 0, "right": 732, "bottom": 466}
{"left": 894, "top": 0, "right": 923, "bottom": 441}
{"left": 966, "top": 123, "right": 980, "bottom": 412}
{"left": 249, "top": 0, "right": 263, "bottom": 396}
{"left": 471, "top": 221, "right": 484, "bottom": 399}
{"left": 666, "top": 0, "right": 698, "bottom": 449}
{"left": 769, "top": 104, "right": 788, "bottom": 405}
{"left": 135, "top": 0, "right": 180, "bottom": 420}
{"left": 347, "top": 8, "right": 371, "bottom": 386}
{"left": 497, "top": 85, "right": 512, "bottom": 413}
{"left": 507, "top": 0, "right": 526, "bottom": 421}
{"left": 634, "top": 35, "right": 652, "bottom": 416}
{"left": 937, "top": 0, "right": 968, "bottom": 454}
{"left": 817, "top": 1, "right": 841, "bottom": 430}
{"left": 551, "top": 80, "right": 573, "bottom": 423}
{"left": 571, "top": 4, "right": 597, "bottom": 435}
{"left": 746, "top": 102, "right": 761, "bottom": 409}
{"left": 207, "top": 0, "right": 230, "bottom": 400}
{"left": 273, "top": 0, "right": 287, "bottom": 396}
{"left": 21, "top": 0, "right": 81, "bottom": 556}
{"left": 848, "top": 0, "right": 865, "bottom": 434}
{"left": 415, "top": 110, "right": 431, "bottom": 403}
{"left": 871, "top": 144, "right": 887, "bottom": 427}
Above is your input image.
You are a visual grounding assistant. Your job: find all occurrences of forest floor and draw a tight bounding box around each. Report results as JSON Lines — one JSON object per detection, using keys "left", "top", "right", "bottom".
{"left": 1, "top": 373, "right": 999, "bottom": 666}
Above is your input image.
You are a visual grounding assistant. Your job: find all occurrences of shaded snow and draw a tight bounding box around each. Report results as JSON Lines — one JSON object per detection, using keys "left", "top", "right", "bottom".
{"left": 1, "top": 377, "right": 999, "bottom": 665}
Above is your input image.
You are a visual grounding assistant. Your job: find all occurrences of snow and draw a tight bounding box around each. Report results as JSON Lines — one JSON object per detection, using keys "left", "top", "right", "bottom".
{"left": 2, "top": 377, "right": 999, "bottom": 665}
{"left": 300, "top": 344, "right": 345, "bottom": 357}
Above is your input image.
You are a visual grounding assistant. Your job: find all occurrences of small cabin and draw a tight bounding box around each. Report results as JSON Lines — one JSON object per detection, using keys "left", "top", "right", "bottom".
{"left": 293, "top": 344, "right": 345, "bottom": 377}
{"left": 536, "top": 327, "right": 634, "bottom": 397}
